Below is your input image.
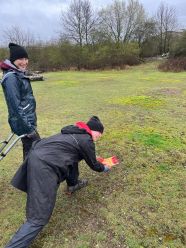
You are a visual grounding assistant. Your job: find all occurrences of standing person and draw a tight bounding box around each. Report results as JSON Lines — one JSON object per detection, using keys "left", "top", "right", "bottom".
{"left": 0, "top": 43, "right": 40, "bottom": 160}
{"left": 5, "top": 116, "right": 111, "bottom": 248}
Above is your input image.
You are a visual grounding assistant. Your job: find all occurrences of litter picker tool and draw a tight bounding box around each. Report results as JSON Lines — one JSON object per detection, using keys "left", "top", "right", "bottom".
{"left": 0, "top": 132, "right": 14, "bottom": 153}
{"left": 0, "top": 132, "right": 26, "bottom": 161}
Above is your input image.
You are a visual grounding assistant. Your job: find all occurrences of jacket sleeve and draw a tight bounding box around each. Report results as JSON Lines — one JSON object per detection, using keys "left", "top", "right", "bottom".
{"left": 2, "top": 73, "right": 34, "bottom": 134}
{"left": 79, "top": 136, "right": 105, "bottom": 172}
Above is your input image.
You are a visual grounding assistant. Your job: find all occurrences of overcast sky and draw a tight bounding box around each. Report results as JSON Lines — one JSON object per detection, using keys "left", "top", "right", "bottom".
{"left": 1, "top": 0, "right": 186, "bottom": 44}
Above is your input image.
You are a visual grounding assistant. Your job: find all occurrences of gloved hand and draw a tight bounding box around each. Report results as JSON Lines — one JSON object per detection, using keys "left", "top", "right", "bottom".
{"left": 104, "top": 165, "right": 110, "bottom": 172}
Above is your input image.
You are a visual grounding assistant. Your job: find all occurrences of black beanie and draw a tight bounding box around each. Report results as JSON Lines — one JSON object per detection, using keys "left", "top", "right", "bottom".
{"left": 9, "top": 43, "right": 28, "bottom": 63}
{"left": 87, "top": 116, "right": 104, "bottom": 133}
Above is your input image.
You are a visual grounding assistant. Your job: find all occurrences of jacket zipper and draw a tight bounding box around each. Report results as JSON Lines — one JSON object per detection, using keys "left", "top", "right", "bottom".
{"left": 23, "top": 104, "right": 30, "bottom": 110}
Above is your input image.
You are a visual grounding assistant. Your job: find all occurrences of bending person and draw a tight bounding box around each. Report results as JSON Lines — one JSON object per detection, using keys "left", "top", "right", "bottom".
{"left": 5, "top": 116, "right": 110, "bottom": 248}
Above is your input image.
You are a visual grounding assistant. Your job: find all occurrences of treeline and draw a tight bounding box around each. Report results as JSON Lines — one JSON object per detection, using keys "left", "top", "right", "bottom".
{"left": 0, "top": 0, "right": 185, "bottom": 71}
{"left": 29, "top": 41, "right": 141, "bottom": 71}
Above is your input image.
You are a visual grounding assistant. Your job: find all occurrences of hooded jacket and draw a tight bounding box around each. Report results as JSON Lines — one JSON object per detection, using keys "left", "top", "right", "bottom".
{"left": 11, "top": 123, "right": 105, "bottom": 192}
{"left": 0, "top": 59, "right": 37, "bottom": 135}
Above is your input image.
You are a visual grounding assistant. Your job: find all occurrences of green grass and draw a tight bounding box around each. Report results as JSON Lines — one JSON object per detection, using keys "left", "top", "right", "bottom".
{"left": 0, "top": 62, "right": 186, "bottom": 247}
{"left": 110, "top": 95, "right": 165, "bottom": 108}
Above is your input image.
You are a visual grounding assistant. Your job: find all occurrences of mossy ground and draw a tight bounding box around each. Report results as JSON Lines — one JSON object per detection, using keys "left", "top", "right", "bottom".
{"left": 0, "top": 62, "right": 186, "bottom": 247}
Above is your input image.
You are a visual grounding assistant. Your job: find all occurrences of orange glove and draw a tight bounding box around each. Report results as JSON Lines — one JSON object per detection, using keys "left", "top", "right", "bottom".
{"left": 97, "top": 156, "right": 119, "bottom": 168}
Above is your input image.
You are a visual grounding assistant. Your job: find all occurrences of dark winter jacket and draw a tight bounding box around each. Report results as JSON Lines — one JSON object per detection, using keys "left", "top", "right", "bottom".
{"left": 0, "top": 59, "right": 37, "bottom": 135}
{"left": 11, "top": 124, "right": 105, "bottom": 192}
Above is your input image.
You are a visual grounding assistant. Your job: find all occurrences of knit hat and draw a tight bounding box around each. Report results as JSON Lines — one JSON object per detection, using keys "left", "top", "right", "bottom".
{"left": 9, "top": 43, "right": 28, "bottom": 63}
{"left": 87, "top": 116, "right": 104, "bottom": 133}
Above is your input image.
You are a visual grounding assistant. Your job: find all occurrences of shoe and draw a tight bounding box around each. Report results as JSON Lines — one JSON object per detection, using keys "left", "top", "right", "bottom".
{"left": 66, "top": 179, "right": 88, "bottom": 194}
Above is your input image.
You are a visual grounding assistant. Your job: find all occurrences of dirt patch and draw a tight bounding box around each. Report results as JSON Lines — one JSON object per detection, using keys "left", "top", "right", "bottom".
{"left": 150, "top": 88, "right": 182, "bottom": 96}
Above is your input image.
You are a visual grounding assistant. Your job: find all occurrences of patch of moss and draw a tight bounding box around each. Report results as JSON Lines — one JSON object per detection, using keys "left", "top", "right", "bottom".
{"left": 128, "top": 129, "right": 184, "bottom": 150}
{"left": 110, "top": 95, "right": 165, "bottom": 108}
{"left": 160, "top": 79, "right": 182, "bottom": 83}
{"left": 156, "top": 163, "right": 171, "bottom": 172}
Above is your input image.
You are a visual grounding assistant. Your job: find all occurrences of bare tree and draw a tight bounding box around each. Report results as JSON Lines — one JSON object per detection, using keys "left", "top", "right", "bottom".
{"left": 60, "top": 0, "right": 96, "bottom": 46}
{"left": 134, "top": 18, "right": 157, "bottom": 47}
{"left": 3, "top": 26, "right": 36, "bottom": 46}
{"left": 156, "top": 2, "right": 177, "bottom": 54}
{"left": 98, "top": 0, "right": 126, "bottom": 44}
{"left": 125, "top": 0, "right": 146, "bottom": 41}
{"left": 98, "top": 0, "right": 146, "bottom": 44}
{"left": 82, "top": 0, "right": 97, "bottom": 44}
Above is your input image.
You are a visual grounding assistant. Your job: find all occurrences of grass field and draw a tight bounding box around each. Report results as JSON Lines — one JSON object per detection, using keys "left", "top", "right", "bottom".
{"left": 0, "top": 62, "right": 186, "bottom": 248}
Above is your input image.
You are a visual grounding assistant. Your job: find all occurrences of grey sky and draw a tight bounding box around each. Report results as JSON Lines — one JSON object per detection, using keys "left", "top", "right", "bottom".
{"left": 0, "top": 0, "right": 186, "bottom": 43}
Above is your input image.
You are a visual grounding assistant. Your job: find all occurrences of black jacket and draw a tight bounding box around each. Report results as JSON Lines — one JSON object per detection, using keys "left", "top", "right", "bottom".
{"left": 11, "top": 125, "right": 105, "bottom": 192}
{"left": 0, "top": 59, "right": 37, "bottom": 135}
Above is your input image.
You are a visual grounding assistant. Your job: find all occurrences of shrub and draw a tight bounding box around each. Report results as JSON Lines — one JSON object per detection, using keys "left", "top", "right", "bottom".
{"left": 158, "top": 57, "right": 186, "bottom": 72}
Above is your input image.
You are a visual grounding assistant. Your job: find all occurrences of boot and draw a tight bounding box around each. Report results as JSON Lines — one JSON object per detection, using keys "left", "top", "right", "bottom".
{"left": 66, "top": 179, "right": 88, "bottom": 194}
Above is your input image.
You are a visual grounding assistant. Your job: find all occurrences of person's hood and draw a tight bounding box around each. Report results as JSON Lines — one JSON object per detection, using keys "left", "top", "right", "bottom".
{"left": 0, "top": 59, "right": 20, "bottom": 71}
{"left": 61, "top": 122, "right": 92, "bottom": 136}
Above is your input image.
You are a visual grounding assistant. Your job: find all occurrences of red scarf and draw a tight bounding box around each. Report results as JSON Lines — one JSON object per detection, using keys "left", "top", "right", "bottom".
{"left": 0, "top": 61, "right": 11, "bottom": 70}
{"left": 75, "top": 122, "right": 92, "bottom": 136}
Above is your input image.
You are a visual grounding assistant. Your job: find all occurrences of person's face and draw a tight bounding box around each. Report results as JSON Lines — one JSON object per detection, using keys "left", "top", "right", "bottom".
{"left": 91, "top": 131, "right": 102, "bottom": 141}
{"left": 14, "top": 58, "right": 29, "bottom": 71}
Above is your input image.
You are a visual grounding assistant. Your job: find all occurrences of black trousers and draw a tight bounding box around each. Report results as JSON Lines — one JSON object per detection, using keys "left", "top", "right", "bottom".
{"left": 5, "top": 221, "right": 43, "bottom": 248}
{"left": 21, "top": 131, "right": 40, "bottom": 160}
{"left": 66, "top": 163, "right": 79, "bottom": 186}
